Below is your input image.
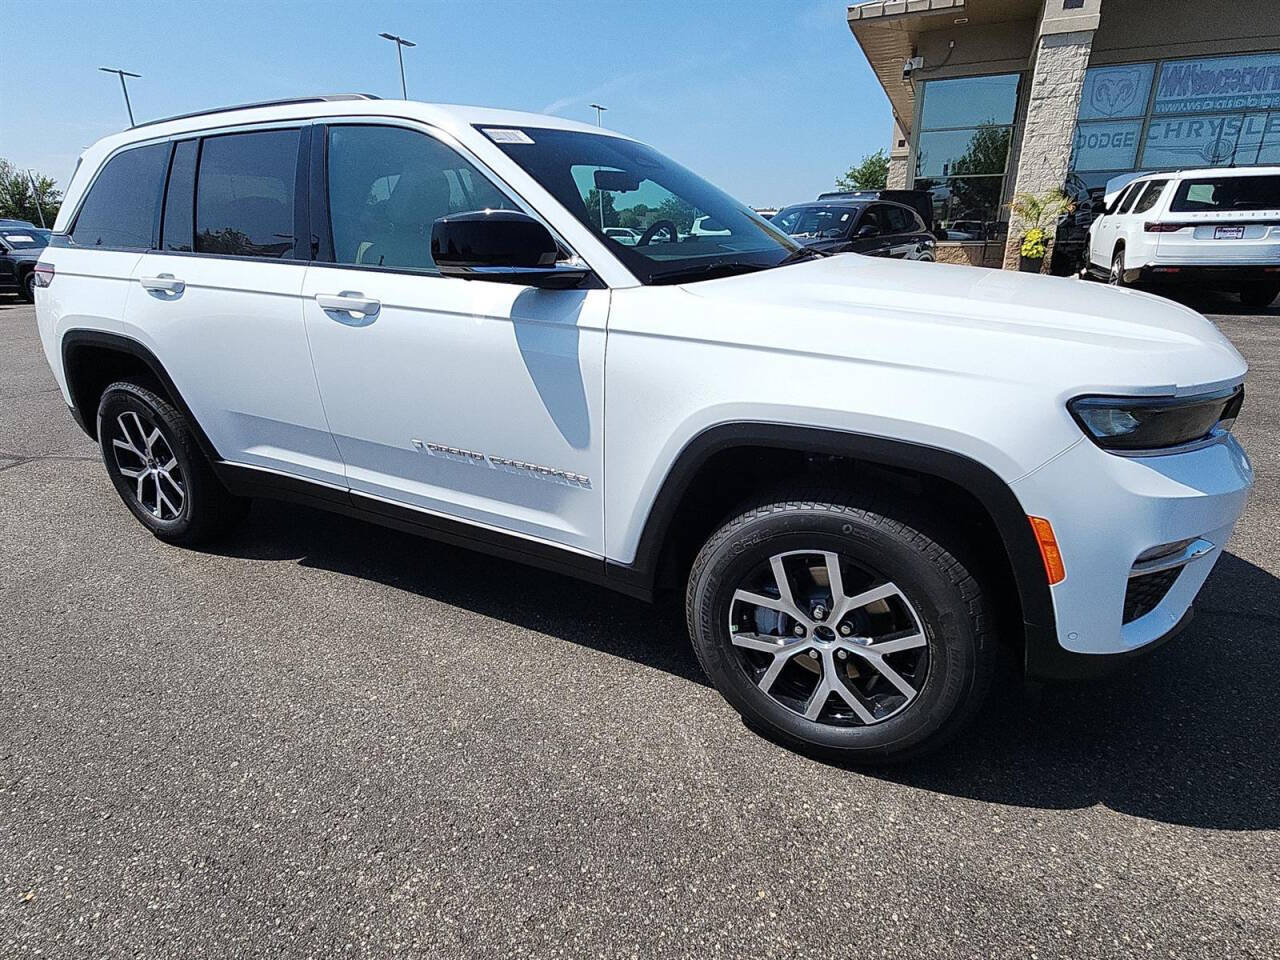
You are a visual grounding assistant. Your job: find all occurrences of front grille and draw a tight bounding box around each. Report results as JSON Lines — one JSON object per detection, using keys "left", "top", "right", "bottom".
{"left": 1123, "top": 568, "right": 1182, "bottom": 623}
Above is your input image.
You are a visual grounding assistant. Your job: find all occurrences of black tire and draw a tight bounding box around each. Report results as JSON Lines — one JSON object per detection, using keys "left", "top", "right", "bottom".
{"left": 19, "top": 270, "right": 35, "bottom": 303}
{"left": 686, "top": 495, "right": 994, "bottom": 764}
{"left": 1239, "top": 281, "right": 1280, "bottom": 309}
{"left": 1108, "top": 247, "right": 1128, "bottom": 287}
{"left": 97, "top": 379, "right": 246, "bottom": 545}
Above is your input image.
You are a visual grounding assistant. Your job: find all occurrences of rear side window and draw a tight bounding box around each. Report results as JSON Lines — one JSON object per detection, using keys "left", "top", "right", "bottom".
{"left": 1107, "top": 183, "right": 1136, "bottom": 215}
{"left": 1131, "top": 179, "right": 1168, "bottom": 216}
{"left": 161, "top": 140, "right": 198, "bottom": 252}
{"left": 69, "top": 143, "right": 168, "bottom": 250}
{"left": 1118, "top": 183, "right": 1143, "bottom": 214}
{"left": 195, "top": 129, "right": 300, "bottom": 259}
{"left": 883, "top": 205, "right": 914, "bottom": 233}
{"left": 1169, "top": 175, "right": 1280, "bottom": 213}
{"left": 324, "top": 124, "right": 516, "bottom": 273}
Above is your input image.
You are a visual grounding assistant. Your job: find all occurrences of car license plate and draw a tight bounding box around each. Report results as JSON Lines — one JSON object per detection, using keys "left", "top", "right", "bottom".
{"left": 1215, "top": 225, "right": 1245, "bottom": 240}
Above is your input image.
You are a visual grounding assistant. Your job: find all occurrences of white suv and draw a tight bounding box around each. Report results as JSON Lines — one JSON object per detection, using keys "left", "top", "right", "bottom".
{"left": 1086, "top": 166, "right": 1280, "bottom": 307}
{"left": 34, "top": 96, "right": 1253, "bottom": 762}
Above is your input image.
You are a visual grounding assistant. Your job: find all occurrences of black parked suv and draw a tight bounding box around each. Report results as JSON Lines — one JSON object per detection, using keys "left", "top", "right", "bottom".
{"left": 817, "top": 189, "right": 935, "bottom": 235}
{"left": 0, "top": 221, "right": 50, "bottom": 302}
{"left": 773, "top": 200, "right": 935, "bottom": 260}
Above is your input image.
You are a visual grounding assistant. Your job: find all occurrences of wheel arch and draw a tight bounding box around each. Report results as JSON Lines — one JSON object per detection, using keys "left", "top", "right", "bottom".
{"left": 60, "top": 329, "right": 221, "bottom": 463}
{"left": 607, "top": 422, "right": 1056, "bottom": 643}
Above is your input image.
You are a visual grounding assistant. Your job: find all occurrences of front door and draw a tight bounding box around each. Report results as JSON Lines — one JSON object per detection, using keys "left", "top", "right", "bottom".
{"left": 301, "top": 122, "right": 607, "bottom": 554}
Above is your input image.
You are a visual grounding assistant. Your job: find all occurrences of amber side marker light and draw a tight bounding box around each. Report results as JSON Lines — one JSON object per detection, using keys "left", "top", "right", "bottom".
{"left": 1028, "top": 516, "right": 1066, "bottom": 585}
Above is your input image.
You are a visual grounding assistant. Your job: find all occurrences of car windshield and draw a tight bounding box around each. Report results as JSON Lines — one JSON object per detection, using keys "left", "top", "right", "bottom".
{"left": 0, "top": 229, "right": 50, "bottom": 250}
{"left": 483, "top": 126, "right": 803, "bottom": 284}
{"left": 773, "top": 204, "right": 862, "bottom": 239}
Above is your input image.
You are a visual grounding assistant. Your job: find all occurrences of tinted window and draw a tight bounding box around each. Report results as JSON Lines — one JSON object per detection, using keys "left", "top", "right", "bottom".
{"left": 919, "top": 74, "right": 1020, "bottom": 129}
{"left": 0, "top": 229, "right": 49, "bottom": 249}
{"left": 773, "top": 204, "right": 858, "bottom": 239}
{"left": 70, "top": 143, "right": 167, "bottom": 250}
{"left": 195, "top": 129, "right": 299, "bottom": 259}
{"left": 162, "top": 139, "right": 197, "bottom": 252}
{"left": 326, "top": 125, "right": 516, "bottom": 272}
{"left": 1131, "top": 179, "right": 1168, "bottom": 215}
{"left": 860, "top": 207, "right": 887, "bottom": 233}
{"left": 882, "top": 204, "right": 914, "bottom": 233}
{"left": 1169, "top": 175, "right": 1280, "bottom": 212}
{"left": 1116, "top": 183, "right": 1146, "bottom": 213}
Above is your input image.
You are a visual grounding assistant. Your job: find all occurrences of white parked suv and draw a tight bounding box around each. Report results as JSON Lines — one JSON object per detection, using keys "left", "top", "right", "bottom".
{"left": 34, "top": 96, "right": 1253, "bottom": 761}
{"left": 1086, "top": 166, "right": 1280, "bottom": 307}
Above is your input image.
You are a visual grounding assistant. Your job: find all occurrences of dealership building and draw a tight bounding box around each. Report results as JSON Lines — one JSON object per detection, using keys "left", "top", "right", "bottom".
{"left": 846, "top": 0, "right": 1280, "bottom": 269}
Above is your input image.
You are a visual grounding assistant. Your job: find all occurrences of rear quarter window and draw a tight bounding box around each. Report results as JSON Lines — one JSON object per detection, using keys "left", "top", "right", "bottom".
{"left": 69, "top": 143, "right": 169, "bottom": 250}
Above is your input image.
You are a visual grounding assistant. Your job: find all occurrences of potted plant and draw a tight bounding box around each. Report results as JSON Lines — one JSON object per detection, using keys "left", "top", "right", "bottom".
{"left": 1011, "top": 189, "right": 1071, "bottom": 273}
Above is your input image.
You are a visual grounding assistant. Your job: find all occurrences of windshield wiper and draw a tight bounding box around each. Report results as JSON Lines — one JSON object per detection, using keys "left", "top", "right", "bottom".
{"left": 776, "top": 245, "right": 830, "bottom": 266}
{"left": 647, "top": 261, "right": 769, "bottom": 285}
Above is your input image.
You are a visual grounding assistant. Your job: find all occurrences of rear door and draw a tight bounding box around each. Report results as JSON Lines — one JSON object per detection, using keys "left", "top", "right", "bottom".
{"left": 878, "top": 204, "right": 922, "bottom": 259}
{"left": 300, "top": 121, "right": 607, "bottom": 554}
{"left": 125, "top": 127, "right": 345, "bottom": 486}
{"left": 849, "top": 206, "right": 891, "bottom": 256}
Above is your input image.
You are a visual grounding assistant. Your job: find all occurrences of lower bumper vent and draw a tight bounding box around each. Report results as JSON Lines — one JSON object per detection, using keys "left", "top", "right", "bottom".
{"left": 1123, "top": 568, "right": 1182, "bottom": 624}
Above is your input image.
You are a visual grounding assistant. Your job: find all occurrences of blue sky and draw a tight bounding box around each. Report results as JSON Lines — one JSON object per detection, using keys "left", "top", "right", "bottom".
{"left": 0, "top": 0, "right": 890, "bottom": 208}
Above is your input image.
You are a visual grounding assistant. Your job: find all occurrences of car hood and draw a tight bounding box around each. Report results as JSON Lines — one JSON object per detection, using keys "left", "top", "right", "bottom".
{"left": 679, "top": 253, "right": 1247, "bottom": 396}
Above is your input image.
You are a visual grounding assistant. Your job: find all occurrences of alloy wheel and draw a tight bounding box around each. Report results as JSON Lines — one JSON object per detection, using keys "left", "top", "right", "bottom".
{"left": 109, "top": 409, "right": 186, "bottom": 521}
{"left": 728, "top": 550, "right": 929, "bottom": 726}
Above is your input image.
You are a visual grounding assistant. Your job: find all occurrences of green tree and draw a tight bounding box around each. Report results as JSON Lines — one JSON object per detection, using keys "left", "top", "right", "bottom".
{"left": 835, "top": 148, "right": 889, "bottom": 191}
{"left": 0, "top": 159, "right": 61, "bottom": 227}
{"left": 653, "top": 196, "right": 698, "bottom": 233}
{"left": 584, "top": 188, "right": 619, "bottom": 228}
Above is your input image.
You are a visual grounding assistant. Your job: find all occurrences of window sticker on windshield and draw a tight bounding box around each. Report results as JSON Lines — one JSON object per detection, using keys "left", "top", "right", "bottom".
{"left": 3, "top": 234, "right": 34, "bottom": 243}
{"left": 482, "top": 128, "right": 534, "bottom": 145}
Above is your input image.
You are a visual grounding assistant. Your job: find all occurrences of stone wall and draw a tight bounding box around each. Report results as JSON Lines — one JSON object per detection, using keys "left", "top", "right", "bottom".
{"left": 1001, "top": 29, "right": 1095, "bottom": 269}
{"left": 886, "top": 155, "right": 909, "bottom": 189}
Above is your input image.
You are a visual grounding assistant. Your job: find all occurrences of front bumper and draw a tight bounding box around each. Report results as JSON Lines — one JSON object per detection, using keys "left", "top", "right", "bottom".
{"left": 1013, "top": 432, "right": 1253, "bottom": 678}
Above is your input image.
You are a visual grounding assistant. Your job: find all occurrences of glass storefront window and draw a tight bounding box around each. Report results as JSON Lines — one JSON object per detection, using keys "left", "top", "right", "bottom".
{"left": 919, "top": 74, "right": 1020, "bottom": 129}
{"left": 1078, "top": 63, "right": 1154, "bottom": 120}
{"left": 915, "top": 73, "right": 1020, "bottom": 242}
{"left": 1073, "top": 119, "right": 1144, "bottom": 171}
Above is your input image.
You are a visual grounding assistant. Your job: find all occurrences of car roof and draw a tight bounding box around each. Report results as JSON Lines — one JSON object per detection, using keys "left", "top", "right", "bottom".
{"left": 57, "top": 96, "right": 631, "bottom": 232}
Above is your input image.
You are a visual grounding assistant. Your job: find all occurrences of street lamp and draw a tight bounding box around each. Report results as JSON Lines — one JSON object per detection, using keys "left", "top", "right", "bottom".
{"left": 590, "top": 103, "right": 607, "bottom": 127}
{"left": 379, "top": 33, "right": 417, "bottom": 99}
{"left": 99, "top": 67, "right": 140, "bottom": 127}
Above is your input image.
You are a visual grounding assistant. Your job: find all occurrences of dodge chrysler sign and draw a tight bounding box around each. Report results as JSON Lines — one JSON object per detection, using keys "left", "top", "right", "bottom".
{"left": 1156, "top": 53, "right": 1280, "bottom": 114}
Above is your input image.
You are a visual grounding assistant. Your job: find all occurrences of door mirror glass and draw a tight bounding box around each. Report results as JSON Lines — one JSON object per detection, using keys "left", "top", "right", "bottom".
{"left": 856, "top": 223, "right": 880, "bottom": 238}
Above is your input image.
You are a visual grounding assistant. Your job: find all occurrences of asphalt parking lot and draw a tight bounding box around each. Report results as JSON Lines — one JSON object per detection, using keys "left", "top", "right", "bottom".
{"left": 1, "top": 291, "right": 1277, "bottom": 959}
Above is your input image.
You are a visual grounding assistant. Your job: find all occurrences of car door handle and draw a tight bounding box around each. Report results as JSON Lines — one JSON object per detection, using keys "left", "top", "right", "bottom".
{"left": 139, "top": 274, "right": 185, "bottom": 294}
{"left": 316, "top": 293, "right": 380, "bottom": 318}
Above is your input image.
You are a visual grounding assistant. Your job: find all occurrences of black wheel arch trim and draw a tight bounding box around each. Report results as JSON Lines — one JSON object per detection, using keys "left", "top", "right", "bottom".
{"left": 60, "top": 329, "right": 223, "bottom": 464}
{"left": 604, "top": 421, "right": 1059, "bottom": 659}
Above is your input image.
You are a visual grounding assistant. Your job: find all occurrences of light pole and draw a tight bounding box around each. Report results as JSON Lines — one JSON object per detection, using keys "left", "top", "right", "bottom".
{"left": 26, "top": 170, "right": 46, "bottom": 228}
{"left": 99, "top": 67, "right": 140, "bottom": 127}
{"left": 590, "top": 103, "right": 607, "bottom": 127}
{"left": 379, "top": 33, "right": 416, "bottom": 99}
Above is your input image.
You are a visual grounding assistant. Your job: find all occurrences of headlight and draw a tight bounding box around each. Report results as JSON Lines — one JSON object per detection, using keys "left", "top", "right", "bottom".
{"left": 1068, "top": 386, "right": 1243, "bottom": 452}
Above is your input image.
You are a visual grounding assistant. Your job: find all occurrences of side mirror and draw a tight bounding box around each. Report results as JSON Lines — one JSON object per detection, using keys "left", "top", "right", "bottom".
{"left": 432, "top": 210, "right": 589, "bottom": 288}
{"left": 856, "top": 224, "right": 880, "bottom": 238}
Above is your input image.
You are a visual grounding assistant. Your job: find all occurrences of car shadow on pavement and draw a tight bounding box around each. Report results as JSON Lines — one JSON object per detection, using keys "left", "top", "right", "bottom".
{"left": 207, "top": 503, "right": 1278, "bottom": 831}
{"left": 856, "top": 551, "right": 1280, "bottom": 831}
{"left": 202, "top": 499, "right": 709, "bottom": 687}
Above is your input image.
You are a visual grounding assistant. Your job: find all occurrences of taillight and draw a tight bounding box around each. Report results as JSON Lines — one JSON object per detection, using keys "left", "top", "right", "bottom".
{"left": 1143, "top": 222, "right": 1189, "bottom": 232}
{"left": 33, "top": 262, "right": 54, "bottom": 287}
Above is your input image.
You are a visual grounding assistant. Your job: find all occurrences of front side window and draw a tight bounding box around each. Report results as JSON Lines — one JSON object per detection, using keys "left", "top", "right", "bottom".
{"left": 69, "top": 143, "right": 168, "bottom": 250}
{"left": 0, "top": 229, "right": 49, "bottom": 250}
{"left": 487, "top": 126, "right": 802, "bottom": 285}
{"left": 325, "top": 124, "right": 516, "bottom": 273}
{"left": 195, "top": 129, "right": 299, "bottom": 259}
{"left": 1118, "top": 182, "right": 1144, "bottom": 213}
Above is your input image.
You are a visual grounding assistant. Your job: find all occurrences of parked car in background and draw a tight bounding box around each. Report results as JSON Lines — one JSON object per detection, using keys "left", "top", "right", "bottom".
{"left": 1085, "top": 166, "right": 1280, "bottom": 307}
{"left": 603, "top": 226, "right": 640, "bottom": 246}
{"left": 689, "top": 215, "right": 732, "bottom": 237}
{"left": 817, "top": 189, "right": 935, "bottom": 235}
{"left": 0, "top": 224, "right": 51, "bottom": 301}
{"left": 773, "top": 200, "right": 935, "bottom": 260}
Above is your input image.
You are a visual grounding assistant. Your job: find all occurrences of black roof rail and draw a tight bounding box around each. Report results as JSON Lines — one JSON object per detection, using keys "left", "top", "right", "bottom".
{"left": 132, "top": 94, "right": 380, "bottom": 129}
